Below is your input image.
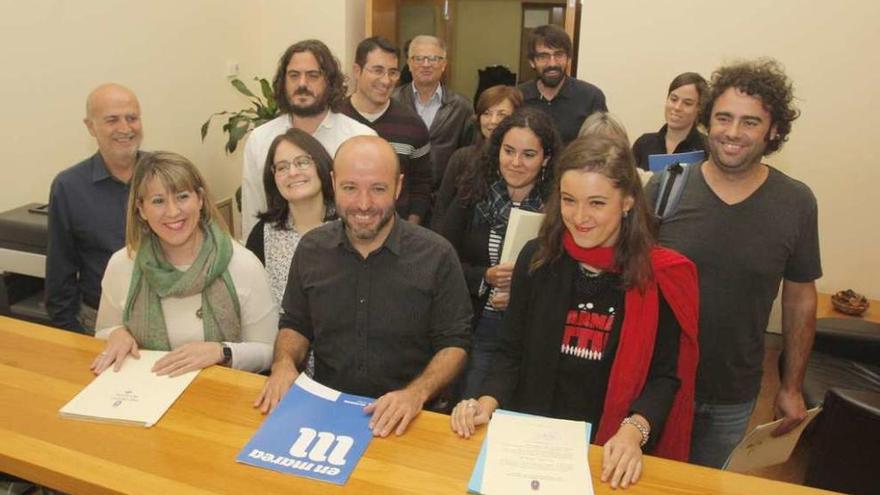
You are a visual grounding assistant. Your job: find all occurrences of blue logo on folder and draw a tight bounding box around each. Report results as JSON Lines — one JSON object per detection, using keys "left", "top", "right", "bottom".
{"left": 236, "top": 375, "right": 374, "bottom": 485}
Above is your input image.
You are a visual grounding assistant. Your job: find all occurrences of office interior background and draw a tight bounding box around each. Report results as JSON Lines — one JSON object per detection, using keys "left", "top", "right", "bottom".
{"left": 0, "top": 0, "right": 876, "bottom": 304}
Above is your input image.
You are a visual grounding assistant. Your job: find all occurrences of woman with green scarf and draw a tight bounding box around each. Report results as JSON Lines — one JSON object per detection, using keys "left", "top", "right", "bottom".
{"left": 91, "top": 152, "right": 278, "bottom": 375}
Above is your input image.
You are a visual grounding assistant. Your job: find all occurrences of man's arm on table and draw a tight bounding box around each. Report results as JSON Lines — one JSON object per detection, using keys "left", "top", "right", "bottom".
{"left": 254, "top": 328, "right": 310, "bottom": 413}
{"left": 773, "top": 279, "right": 817, "bottom": 435}
{"left": 364, "top": 346, "right": 466, "bottom": 437}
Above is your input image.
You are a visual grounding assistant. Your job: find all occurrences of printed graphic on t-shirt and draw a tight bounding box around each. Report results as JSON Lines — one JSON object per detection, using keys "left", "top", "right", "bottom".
{"left": 561, "top": 302, "right": 615, "bottom": 361}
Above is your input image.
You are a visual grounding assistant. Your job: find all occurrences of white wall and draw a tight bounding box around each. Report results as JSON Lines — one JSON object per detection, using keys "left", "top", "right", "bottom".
{"left": 2, "top": 1, "right": 876, "bottom": 299}
{"left": 0, "top": 0, "right": 360, "bottom": 229}
{"left": 580, "top": 0, "right": 880, "bottom": 299}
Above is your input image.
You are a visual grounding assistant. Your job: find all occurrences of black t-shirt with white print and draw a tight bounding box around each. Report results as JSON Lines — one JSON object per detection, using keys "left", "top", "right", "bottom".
{"left": 552, "top": 266, "right": 623, "bottom": 440}
{"left": 550, "top": 264, "right": 683, "bottom": 447}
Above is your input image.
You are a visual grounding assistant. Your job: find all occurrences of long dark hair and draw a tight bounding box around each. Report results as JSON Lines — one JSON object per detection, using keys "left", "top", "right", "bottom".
{"left": 530, "top": 135, "right": 655, "bottom": 289}
{"left": 273, "top": 39, "right": 348, "bottom": 114}
{"left": 457, "top": 106, "right": 562, "bottom": 206}
{"left": 258, "top": 128, "right": 335, "bottom": 230}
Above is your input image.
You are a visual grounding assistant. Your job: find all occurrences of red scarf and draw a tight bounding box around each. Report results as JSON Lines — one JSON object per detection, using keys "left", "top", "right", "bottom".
{"left": 562, "top": 230, "right": 699, "bottom": 461}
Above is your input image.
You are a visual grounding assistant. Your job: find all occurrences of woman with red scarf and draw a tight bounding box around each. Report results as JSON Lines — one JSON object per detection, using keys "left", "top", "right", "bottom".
{"left": 450, "top": 135, "right": 699, "bottom": 490}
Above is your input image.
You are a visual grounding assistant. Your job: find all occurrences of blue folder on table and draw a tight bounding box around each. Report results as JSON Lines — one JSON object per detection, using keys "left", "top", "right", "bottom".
{"left": 647, "top": 150, "right": 705, "bottom": 172}
{"left": 236, "top": 375, "right": 374, "bottom": 485}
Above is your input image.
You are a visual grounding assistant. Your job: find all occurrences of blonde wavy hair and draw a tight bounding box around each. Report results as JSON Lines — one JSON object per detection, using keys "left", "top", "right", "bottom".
{"left": 125, "top": 151, "right": 228, "bottom": 254}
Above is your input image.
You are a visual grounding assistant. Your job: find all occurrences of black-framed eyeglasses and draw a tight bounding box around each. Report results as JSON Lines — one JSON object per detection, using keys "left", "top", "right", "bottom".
{"left": 272, "top": 155, "right": 315, "bottom": 174}
{"left": 410, "top": 55, "right": 445, "bottom": 65}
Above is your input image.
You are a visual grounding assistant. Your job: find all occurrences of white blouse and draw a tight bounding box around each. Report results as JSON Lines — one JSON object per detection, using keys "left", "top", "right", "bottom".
{"left": 95, "top": 242, "right": 279, "bottom": 372}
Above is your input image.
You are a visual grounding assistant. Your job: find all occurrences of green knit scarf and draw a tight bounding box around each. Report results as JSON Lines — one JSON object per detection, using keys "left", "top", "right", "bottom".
{"left": 123, "top": 221, "right": 241, "bottom": 350}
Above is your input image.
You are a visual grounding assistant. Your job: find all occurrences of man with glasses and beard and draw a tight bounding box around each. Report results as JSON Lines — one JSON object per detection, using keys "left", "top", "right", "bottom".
{"left": 254, "top": 136, "right": 472, "bottom": 438}
{"left": 519, "top": 25, "right": 607, "bottom": 145}
{"left": 241, "top": 39, "right": 375, "bottom": 240}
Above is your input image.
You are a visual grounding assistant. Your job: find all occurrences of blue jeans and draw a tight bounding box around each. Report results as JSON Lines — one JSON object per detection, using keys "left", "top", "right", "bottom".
{"left": 689, "top": 399, "right": 757, "bottom": 468}
{"left": 461, "top": 310, "right": 503, "bottom": 399}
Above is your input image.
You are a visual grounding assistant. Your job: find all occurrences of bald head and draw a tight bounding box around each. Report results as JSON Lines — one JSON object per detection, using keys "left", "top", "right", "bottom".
{"left": 83, "top": 83, "right": 143, "bottom": 166}
{"left": 333, "top": 135, "right": 402, "bottom": 250}
{"left": 335, "top": 135, "right": 400, "bottom": 177}
{"left": 85, "top": 83, "right": 139, "bottom": 120}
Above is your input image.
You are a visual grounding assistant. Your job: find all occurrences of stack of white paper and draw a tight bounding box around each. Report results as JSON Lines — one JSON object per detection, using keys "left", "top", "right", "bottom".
{"left": 500, "top": 209, "right": 545, "bottom": 264}
{"left": 59, "top": 350, "right": 199, "bottom": 427}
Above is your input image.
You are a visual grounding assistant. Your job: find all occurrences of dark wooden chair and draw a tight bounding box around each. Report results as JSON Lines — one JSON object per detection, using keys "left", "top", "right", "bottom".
{"left": 805, "top": 388, "right": 880, "bottom": 495}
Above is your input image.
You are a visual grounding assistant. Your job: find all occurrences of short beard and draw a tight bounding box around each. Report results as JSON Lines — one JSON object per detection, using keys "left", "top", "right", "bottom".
{"left": 288, "top": 89, "right": 330, "bottom": 117}
{"left": 538, "top": 66, "right": 565, "bottom": 88}
{"left": 342, "top": 205, "right": 395, "bottom": 242}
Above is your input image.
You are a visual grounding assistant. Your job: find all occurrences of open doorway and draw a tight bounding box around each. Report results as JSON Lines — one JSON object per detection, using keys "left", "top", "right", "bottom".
{"left": 366, "top": 0, "right": 581, "bottom": 105}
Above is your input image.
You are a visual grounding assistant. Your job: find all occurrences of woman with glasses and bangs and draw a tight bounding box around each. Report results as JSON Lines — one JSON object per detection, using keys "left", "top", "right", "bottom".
{"left": 245, "top": 129, "right": 336, "bottom": 378}
{"left": 246, "top": 128, "right": 337, "bottom": 307}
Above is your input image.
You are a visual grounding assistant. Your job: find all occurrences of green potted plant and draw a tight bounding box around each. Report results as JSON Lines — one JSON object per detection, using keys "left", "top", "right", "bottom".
{"left": 201, "top": 77, "right": 279, "bottom": 153}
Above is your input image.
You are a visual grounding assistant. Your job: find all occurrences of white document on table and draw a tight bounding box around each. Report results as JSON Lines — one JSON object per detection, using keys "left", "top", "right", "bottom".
{"left": 482, "top": 410, "right": 592, "bottom": 495}
{"left": 59, "top": 350, "right": 199, "bottom": 427}
{"left": 724, "top": 406, "right": 822, "bottom": 473}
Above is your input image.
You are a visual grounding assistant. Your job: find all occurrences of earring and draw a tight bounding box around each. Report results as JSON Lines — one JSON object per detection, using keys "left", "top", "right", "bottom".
{"left": 623, "top": 210, "right": 629, "bottom": 219}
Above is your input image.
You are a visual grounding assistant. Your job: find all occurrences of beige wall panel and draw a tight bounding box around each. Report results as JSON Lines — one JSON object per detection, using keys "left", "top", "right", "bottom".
{"left": 580, "top": 0, "right": 880, "bottom": 299}
{"left": 0, "top": 0, "right": 360, "bottom": 231}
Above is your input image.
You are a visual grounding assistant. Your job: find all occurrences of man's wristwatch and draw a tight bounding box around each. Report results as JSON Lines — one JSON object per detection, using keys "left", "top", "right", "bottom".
{"left": 220, "top": 343, "right": 233, "bottom": 366}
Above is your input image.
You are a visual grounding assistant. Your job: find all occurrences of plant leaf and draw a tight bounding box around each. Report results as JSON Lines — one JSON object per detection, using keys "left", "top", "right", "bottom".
{"left": 200, "top": 119, "right": 210, "bottom": 140}
{"left": 231, "top": 78, "right": 255, "bottom": 98}
{"left": 225, "top": 116, "right": 251, "bottom": 154}
{"left": 258, "top": 77, "right": 274, "bottom": 102}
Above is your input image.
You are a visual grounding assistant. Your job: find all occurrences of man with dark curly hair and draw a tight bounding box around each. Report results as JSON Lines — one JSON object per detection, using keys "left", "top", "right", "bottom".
{"left": 647, "top": 58, "right": 822, "bottom": 468}
{"left": 241, "top": 40, "right": 376, "bottom": 239}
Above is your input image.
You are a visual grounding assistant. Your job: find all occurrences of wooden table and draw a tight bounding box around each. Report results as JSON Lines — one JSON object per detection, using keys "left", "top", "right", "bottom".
{"left": 0, "top": 317, "right": 839, "bottom": 494}
{"left": 816, "top": 292, "right": 878, "bottom": 323}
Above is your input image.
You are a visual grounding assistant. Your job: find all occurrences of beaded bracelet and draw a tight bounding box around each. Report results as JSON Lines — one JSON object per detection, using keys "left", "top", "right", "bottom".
{"left": 621, "top": 416, "right": 650, "bottom": 447}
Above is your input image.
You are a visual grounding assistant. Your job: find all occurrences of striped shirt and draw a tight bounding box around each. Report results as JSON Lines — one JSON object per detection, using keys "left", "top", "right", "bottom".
{"left": 340, "top": 98, "right": 433, "bottom": 219}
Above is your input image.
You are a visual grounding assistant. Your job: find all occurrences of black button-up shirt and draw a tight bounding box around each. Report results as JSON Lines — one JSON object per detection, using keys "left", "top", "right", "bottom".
{"left": 519, "top": 76, "right": 608, "bottom": 145}
{"left": 279, "top": 217, "right": 472, "bottom": 399}
{"left": 46, "top": 152, "right": 130, "bottom": 332}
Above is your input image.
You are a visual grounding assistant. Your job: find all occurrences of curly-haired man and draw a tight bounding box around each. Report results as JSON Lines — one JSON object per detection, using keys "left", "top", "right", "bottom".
{"left": 241, "top": 39, "right": 376, "bottom": 239}
{"left": 647, "top": 58, "right": 821, "bottom": 468}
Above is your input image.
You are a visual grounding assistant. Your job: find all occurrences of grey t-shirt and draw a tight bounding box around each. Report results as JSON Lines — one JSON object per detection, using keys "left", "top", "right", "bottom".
{"left": 646, "top": 163, "right": 822, "bottom": 404}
